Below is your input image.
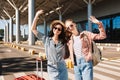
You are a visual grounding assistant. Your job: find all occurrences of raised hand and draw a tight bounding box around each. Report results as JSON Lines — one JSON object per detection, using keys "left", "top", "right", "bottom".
{"left": 89, "top": 16, "right": 100, "bottom": 24}
{"left": 36, "top": 9, "right": 44, "bottom": 16}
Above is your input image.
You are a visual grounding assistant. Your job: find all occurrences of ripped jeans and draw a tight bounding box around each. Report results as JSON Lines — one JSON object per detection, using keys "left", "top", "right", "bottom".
{"left": 74, "top": 56, "right": 93, "bottom": 80}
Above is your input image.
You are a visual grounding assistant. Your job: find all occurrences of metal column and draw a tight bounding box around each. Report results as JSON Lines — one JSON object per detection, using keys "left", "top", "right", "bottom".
{"left": 44, "top": 19, "right": 47, "bottom": 36}
{"left": 88, "top": 0, "right": 92, "bottom": 32}
{"left": 84, "top": 0, "right": 95, "bottom": 32}
{"left": 6, "top": 23, "right": 9, "bottom": 42}
{"left": 16, "top": 9, "right": 20, "bottom": 44}
{"left": 6, "top": 0, "right": 20, "bottom": 44}
{"left": 4, "top": 26, "right": 6, "bottom": 42}
{"left": 4, "top": 26, "right": 7, "bottom": 42}
{"left": 59, "top": 13, "right": 62, "bottom": 21}
{"left": 23, "top": 28, "right": 25, "bottom": 38}
{"left": 9, "top": 17, "right": 13, "bottom": 43}
{"left": 28, "top": 0, "right": 35, "bottom": 45}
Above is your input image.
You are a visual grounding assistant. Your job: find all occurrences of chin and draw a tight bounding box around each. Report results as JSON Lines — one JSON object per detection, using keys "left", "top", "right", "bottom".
{"left": 54, "top": 33, "right": 60, "bottom": 36}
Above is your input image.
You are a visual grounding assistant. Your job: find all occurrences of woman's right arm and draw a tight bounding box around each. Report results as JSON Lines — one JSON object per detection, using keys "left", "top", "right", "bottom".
{"left": 31, "top": 10, "right": 44, "bottom": 36}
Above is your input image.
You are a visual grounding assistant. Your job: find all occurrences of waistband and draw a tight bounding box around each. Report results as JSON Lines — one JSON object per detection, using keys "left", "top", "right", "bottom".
{"left": 48, "top": 59, "right": 64, "bottom": 65}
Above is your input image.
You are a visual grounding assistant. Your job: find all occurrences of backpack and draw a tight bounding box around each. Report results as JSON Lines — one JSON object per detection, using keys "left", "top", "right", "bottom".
{"left": 91, "top": 41, "right": 102, "bottom": 66}
{"left": 82, "top": 33, "right": 102, "bottom": 66}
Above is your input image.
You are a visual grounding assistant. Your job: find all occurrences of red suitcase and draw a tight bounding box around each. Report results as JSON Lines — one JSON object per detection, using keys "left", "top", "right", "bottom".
{"left": 15, "top": 58, "right": 45, "bottom": 80}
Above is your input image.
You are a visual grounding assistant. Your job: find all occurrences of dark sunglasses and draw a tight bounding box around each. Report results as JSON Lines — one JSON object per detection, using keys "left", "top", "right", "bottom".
{"left": 53, "top": 27, "right": 62, "bottom": 31}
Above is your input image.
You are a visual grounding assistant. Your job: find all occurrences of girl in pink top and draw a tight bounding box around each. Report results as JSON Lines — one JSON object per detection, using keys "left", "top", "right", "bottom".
{"left": 65, "top": 16, "right": 106, "bottom": 80}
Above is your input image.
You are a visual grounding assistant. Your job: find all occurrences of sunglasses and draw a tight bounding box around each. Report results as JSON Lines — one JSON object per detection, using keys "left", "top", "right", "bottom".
{"left": 67, "top": 24, "right": 74, "bottom": 30}
{"left": 53, "top": 27, "right": 62, "bottom": 31}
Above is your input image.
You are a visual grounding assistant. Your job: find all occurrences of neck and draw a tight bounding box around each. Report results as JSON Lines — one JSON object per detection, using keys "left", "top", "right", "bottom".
{"left": 72, "top": 29, "right": 79, "bottom": 36}
{"left": 52, "top": 35, "right": 59, "bottom": 41}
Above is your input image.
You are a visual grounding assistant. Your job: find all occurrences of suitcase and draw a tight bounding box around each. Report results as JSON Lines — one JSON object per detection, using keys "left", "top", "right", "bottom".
{"left": 0, "top": 61, "right": 2, "bottom": 75}
{"left": 15, "top": 57, "right": 45, "bottom": 80}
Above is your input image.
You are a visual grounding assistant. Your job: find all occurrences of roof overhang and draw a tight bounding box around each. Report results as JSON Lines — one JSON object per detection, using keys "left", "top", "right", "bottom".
{"left": 0, "top": 0, "right": 103, "bottom": 25}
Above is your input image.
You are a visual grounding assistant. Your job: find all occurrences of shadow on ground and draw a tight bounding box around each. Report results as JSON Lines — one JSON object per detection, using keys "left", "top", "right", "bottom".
{"left": 0, "top": 57, "right": 47, "bottom": 75}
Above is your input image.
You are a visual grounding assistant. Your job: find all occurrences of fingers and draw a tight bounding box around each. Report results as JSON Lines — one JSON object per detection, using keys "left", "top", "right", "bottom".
{"left": 90, "top": 16, "right": 95, "bottom": 19}
{"left": 39, "top": 9, "right": 44, "bottom": 14}
{"left": 36, "top": 9, "right": 44, "bottom": 16}
{"left": 89, "top": 16, "right": 95, "bottom": 21}
{"left": 89, "top": 17, "right": 92, "bottom": 21}
{"left": 89, "top": 16, "right": 100, "bottom": 24}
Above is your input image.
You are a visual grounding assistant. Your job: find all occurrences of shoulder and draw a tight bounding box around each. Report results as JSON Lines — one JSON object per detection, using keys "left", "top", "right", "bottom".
{"left": 45, "top": 36, "right": 51, "bottom": 41}
{"left": 42, "top": 36, "right": 51, "bottom": 44}
{"left": 80, "top": 31, "right": 95, "bottom": 39}
{"left": 82, "top": 31, "right": 92, "bottom": 34}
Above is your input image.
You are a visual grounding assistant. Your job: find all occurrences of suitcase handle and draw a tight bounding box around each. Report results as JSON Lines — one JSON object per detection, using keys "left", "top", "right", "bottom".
{"left": 36, "top": 56, "right": 43, "bottom": 80}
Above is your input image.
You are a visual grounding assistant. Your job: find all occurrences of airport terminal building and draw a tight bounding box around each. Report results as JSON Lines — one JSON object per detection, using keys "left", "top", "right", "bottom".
{"left": 0, "top": 0, "right": 120, "bottom": 44}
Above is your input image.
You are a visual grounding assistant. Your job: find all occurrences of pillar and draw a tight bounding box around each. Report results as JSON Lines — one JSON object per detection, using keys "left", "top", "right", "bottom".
{"left": 59, "top": 13, "right": 62, "bottom": 21}
{"left": 9, "top": 17, "right": 13, "bottom": 43}
{"left": 28, "top": 0, "right": 35, "bottom": 45}
{"left": 16, "top": 8, "right": 20, "bottom": 44}
{"left": 44, "top": 19, "right": 47, "bottom": 36}
{"left": 87, "top": 0, "right": 92, "bottom": 32}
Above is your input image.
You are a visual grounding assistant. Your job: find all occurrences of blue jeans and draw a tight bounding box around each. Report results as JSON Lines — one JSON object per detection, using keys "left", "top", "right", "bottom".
{"left": 47, "top": 60, "right": 68, "bottom": 80}
{"left": 74, "top": 57, "right": 93, "bottom": 80}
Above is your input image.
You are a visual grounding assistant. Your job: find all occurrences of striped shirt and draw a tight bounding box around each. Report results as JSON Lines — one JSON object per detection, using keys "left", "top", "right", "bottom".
{"left": 73, "top": 35, "right": 82, "bottom": 58}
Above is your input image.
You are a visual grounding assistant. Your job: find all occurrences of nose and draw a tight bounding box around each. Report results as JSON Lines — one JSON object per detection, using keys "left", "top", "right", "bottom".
{"left": 69, "top": 26, "right": 72, "bottom": 29}
{"left": 67, "top": 26, "right": 72, "bottom": 31}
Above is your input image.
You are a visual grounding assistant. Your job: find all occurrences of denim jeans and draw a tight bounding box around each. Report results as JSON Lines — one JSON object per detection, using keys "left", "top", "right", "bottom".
{"left": 74, "top": 57, "right": 93, "bottom": 80}
{"left": 47, "top": 60, "right": 68, "bottom": 80}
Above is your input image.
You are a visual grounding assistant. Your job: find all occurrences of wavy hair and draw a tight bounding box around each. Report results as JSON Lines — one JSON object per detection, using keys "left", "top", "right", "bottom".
{"left": 48, "top": 20, "right": 69, "bottom": 44}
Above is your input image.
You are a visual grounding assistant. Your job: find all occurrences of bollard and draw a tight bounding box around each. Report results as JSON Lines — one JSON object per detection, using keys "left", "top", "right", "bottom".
{"left": 65, "top": 59, "right": 74, "bottom": 69}
{"left": 29, "top": 49, "right": 35, "bottom": 55}
{"left": 99, "top": 46, "right": 104, "bottom": 50}
{"left": 108, "top": 44, "right": 111, "bottom": 46}
{"left": 105, "top": 43, "right": 108, "bottom": 46}
{"left": 68, "top": 59, "right": 74, "bottom": 68}
{"left": 13, "top": 44, "right": 15, "bottom": 47}
{"left": 16, "top": 46, "right": 20, "bottom": 49}
{"left": 21, "top": 47, "right": 26, "bottom": 51}
{"left": 117, "top": 44, "right": 120, "bottom": 47}
{"left": 39, "top": 52, "right": 46, "bottom": 60}
{"left": 116, "top": 48, "right": 120, "bottom": 52}
{"left": 65, "top": 60, "right": 69, "bottom": 68}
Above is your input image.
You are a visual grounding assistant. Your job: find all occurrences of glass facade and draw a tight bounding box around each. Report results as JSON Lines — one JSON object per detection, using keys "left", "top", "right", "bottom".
{"left": 77, "top": 15, "right": 120, "bottom": 43}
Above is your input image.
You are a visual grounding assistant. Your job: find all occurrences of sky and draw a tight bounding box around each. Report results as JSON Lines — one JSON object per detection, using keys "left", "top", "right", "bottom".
{"left": 0, "top": 19, "right": 6, "bottom": 29}
{"left": 0, "top": 19, "right": 46, "bottom": 36}
{"left": 0, "top": 19, "right": 28, "bottom": 35}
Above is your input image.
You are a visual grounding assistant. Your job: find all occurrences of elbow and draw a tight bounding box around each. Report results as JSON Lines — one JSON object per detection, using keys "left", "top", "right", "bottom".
{"left": 31, "top": 28, "right": 35, "bottom": 33}
{"left": 104, "top": 34, "right": 107, "bottom": 39}
{"left": 103, "top": 32, "right": 107, "bottom": 39}
{"left": 31, "top": 29, "right": 38, "bottom": 36}
{"left": 100, "top": 30, "right": 107, "bottom": 39}
{"left": 31, "top": 28, "right": 34, "bottom": 33}
{"left": 101, "top": 34, "right": 107, "bottom": 39}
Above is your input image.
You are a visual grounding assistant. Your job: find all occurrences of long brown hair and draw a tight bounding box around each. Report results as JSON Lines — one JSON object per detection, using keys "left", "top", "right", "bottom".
{"left": 49, "top": 20, "right": 70, "bottom": 44}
